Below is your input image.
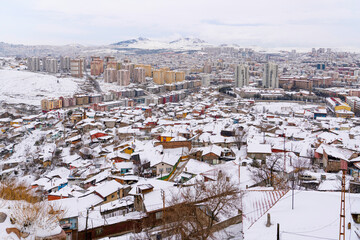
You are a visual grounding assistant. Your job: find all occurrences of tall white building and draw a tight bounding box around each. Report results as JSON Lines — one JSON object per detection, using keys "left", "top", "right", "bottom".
{"left": 122, "top": 63, "right": 135, "bottom": 80}
{"left": 60, "top": 56, "right": 71, "bottom": 72}
{"left": 234, "top": 64, "right": 249, "bottom": 88}
{"left": 263, "top": 62, "right": 278, "bottom": 88}
{"left": 70, "top": 59, "right": 84, "bottom": 78}
{"left": 104, "top": 68, "right": 117, "bottom": 83}
{"left": 134, "top": 67, "right": 145, "bottom": 84}
{"left": 27, "top": 57, "right": 40, "bottom": 72}
{"left": 44, "top": 58, "right": 58, "bottom": 73}
{"left": 41, "top": 57, "right": 47, "bottom": 71}
{"left": 200, "top": 73, "right": 211, "bottom": 87}
{"left": 117, "top": 69, "right": 130, "bottom": 86}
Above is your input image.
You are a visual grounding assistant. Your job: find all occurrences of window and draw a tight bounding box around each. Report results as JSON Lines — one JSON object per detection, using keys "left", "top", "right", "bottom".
{"left": 166, "top": 168, "right": 172, "bottom": 173}
{"left": 352, "top": 214, "right": 360, "bottom": 224}
{"left": 96, "top": 228, "right": 103, "bottom": 236}
{"left": 155, "top": 211, "right": 163, "bottom": 220}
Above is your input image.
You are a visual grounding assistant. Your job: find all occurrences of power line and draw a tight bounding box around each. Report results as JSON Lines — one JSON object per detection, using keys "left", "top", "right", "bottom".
{"left": 282, "top": 231, "right": 337, "bottom": 240}
{"left": 242, "top": 189, "right": 303, "bottom": 216}
{"left": 284, "top": 217, "right": 339, "bottom": 234}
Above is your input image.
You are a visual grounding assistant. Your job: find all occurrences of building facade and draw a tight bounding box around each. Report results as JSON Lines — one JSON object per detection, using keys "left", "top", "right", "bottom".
{"left": 91, "top": 59, "right": 104, "bottom": 76}
{"left": 27, "top": 57, "right": 40, "bottom": 72}
{"left": 60, "top": 56, "right": 71, "bottom": 72}
{"left": 134, "top": 67, "right": 145, "bottom": 84}
{"left": 153, "top": 69, "right": 165, "bottom": 85}
{"left": 234, "top": 64, "right": 249, "bottom": 88}
{"left": 175, "top": 71, "right": 185, "bottom": 82}
{"left": 70, "top": 59, "right": 84, "bottom": 78}
{"left": 104, "top": 68, "right": 117, "bottom": 83}
{"left": 117, "top": 70, "right": 130, "bottom": 86}
{"left": 263, "top": 62, "right": 279, "bottom": 88}
{"left": 164, "top": 71, "right": 175, "bottom": 84}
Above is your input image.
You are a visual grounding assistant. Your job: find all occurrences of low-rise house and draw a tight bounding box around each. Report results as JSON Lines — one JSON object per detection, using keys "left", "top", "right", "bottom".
{"left": 92, "top": 180, "right": 126, "bottom": 204}
{"left": 83, "top": 169, "right": 111, "bottom": 189}
{"left": 65, "top": 135, "right": 82, "bottom": 145}
{"left": 103, "top": 118, "right": 117, "bottom": 128}
{"left": 159, "top": 132, "right": 175, "bottom": 142}
{"left": 201, "top": 145, "right": 222, "bottom": 164}
{"left": 112, "top": 162, "right": 135, "bottom": 175}
{"left": 150, "top": 147, "right": 187, "bottom": 177}
{"left": 90, "top": 129, "right": 108, "bottom": 141}
{"left": 107, "top": 152, "right": 131, "bottom": 162}
{"left": 316, "top": 144, "right": 358, "bottom": 172}
{"left": 247, "top": 143, "right": 272, "bottom": 161}
{"left": 100, "top": 196, "right": 134, "bottom": 219}
{"left": 114, "top": 142, "right": 135, "bottom": 154}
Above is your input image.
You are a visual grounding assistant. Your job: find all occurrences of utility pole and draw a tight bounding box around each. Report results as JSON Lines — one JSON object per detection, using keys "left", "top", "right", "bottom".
{"left": 161, "top": 189, "right": 165, "bottom": 214}
{"left": 291, "top": 173, "right": 295, "bottom": 210}
{"left": 283, "top": 131, "right": 286, "bottom": 172}
{"left": 161, "top": 189, "right": 166, "bottom": 234}
{"left": 263, "top": 127, "right": 265, "bottom": 144}
{"left": 238, "top": 162, "right": 241, "bottom": 185}
{"left": 339, "top": 160, "right": 347, "bottom": 240}
{"left": 85, "top": 208, "right": 89, "bottom": 240}
{"left": 277, "top": 223, "right": 280, "bottom": 240}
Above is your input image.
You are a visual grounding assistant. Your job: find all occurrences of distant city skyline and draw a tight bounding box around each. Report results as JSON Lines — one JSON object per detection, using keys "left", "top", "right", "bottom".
{"left": 1, "top": 0, "right": 360, "bottom": 49}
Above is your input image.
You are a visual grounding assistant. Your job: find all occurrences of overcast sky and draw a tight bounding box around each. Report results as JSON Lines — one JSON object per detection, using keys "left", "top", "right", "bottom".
{"left": 1, "top": 0, "right": 360, "bottom": 49}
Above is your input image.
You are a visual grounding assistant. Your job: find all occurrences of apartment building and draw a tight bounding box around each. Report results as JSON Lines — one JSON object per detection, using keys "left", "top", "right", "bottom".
{"left": 27, "top": 57, "right": 40, "bottom": 72}
{"left": 234, "top": 64, "right": 249, "bottom": 88}
{"left": 91, "top": 59, "right": 104, "bottom": 76}
{"left": 134, "top": 67, "right": 145, "bottom": 84}
{"left": 104, "top": 68, "right": 117, "bottom": 83}
{"left": 263, "top": 62, "right": 278, "bottom": 88}
{"left": 70, "top": 59, "right": 84, "bottom": 78}
{"left": 117, "top": 70, "right": 130, "bottom": 86}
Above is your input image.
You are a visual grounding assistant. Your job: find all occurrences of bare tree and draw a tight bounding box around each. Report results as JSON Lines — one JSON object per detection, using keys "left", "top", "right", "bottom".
{"left": 1, "top": 180, "right": 65, "bottom": 236}
{"left": 293, "top": 157, "right": 310, "bottom": 176}
{"left": 162, "top": 172, "right": 243, "bottom": 240}
{"left": 10, "top": 201, "right": 65, "bottom": 235}
{"left": 250, "top": 154, "right": 287, "bottom": 189}
{"left": 235, "top": 126, "right": 245, "bottom": 150}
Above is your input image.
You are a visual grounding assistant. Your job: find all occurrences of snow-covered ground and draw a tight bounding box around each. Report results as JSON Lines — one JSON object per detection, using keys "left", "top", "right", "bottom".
{"left": 98, "top": 80, "right": 133, "bottom": 92}
{"left": 1, "top": 129, "right": 51, "bottom": 167}
{"left": 243, "top": 190, "right": 360, "bottom": 240}
{"left": 0, "top": 69, "right": 83, "bottom": 106}
{"left": 252, "top": 102, "right": 320, "bottom": 115}
{"left": 0, "top": 199, "right": 64, "bottom": 240}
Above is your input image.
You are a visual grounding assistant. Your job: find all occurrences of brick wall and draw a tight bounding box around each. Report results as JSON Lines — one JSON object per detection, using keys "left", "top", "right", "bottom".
{"left": 154, "top": 141, "right": 192, "bottom": 150}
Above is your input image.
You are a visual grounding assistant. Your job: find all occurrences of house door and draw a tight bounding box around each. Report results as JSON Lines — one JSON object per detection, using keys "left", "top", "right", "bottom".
{"left": 86, "top": 232, "right": 92, "bottom": 240}
{"left": 65, "top": 232, "right": 72, "bottom": 240}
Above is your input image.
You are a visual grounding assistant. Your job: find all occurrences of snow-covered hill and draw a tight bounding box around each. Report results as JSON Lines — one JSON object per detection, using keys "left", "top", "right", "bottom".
{"left": 112, "top": 37, "right": 212, "bottom": 50}
{"left": 0, "top": 37, "right": 213, "bottom": 57}
{"left": 0, "top": 69, "right": 83, "bottom": 106}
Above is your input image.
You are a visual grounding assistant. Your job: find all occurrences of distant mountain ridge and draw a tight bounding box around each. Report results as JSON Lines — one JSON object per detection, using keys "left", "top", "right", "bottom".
{"left": 0, "top": 37, "right": 213, "bottom": 57}
{"left": 112, "top": 37, "right": 150, "bottom": 47}
{"left": 111, "top": 37, "right": 212, "bottom": 50}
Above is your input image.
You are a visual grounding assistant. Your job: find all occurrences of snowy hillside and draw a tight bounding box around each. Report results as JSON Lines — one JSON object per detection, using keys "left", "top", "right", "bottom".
{"left": 112, "top": 37, "right": 212, "bottom": 50}
{"left": 0, "top": 69, "right": 83, "bottom": 106}
{"left": 0, "top": 42, "right": 88, "bottom": 57}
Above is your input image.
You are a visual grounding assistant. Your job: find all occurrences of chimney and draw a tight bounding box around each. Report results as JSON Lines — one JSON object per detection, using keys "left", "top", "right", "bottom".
{"left": 266, "top": 213, "right": 271, "bottom": 227}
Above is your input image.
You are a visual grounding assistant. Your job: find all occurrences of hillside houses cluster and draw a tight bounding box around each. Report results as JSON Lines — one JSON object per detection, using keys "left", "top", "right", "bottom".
{"left": 2, "top": 88, "right": 360, "bottom": 239}
{"left": 40, "top": 79, "right": 202, "bottom": 112}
